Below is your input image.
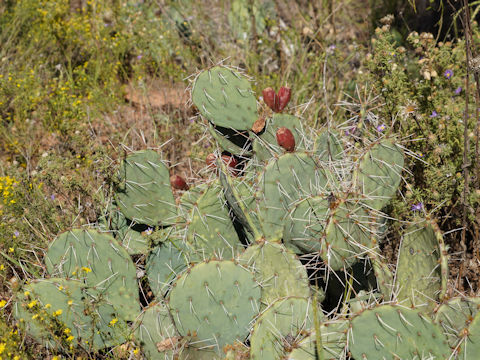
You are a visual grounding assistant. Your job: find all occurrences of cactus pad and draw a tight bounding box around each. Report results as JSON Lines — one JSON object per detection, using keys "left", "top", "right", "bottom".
{"left": 238, "top": 242, "right": 310, "bottom": 307}
{"left": 283, "top": 196, "right": 330, "bottom": 254}
{"left": 258, "top": 152, "right": 333, "bottom": 241}
{"left": 434, "top": 297, "right": 480, "bottom": 347}
{"left": 349, "top": 304, "right": 451, "bottom": 359}
{"left": 250, "top": 296, "right": 316, "bottom": 360}
{"left": 134, "top": 301, "right": 181, "bottom": 359}
{"left": 15, "top": 278, "right": 128, "bottom": 351}
{"left": 395, "top": 222, "right": 447, "bottom": 311}
{"left": 115, "top": 150, "right": 177, "bottom": 226}
{"left": 286, "top": 320, "right": 348, "bottom": 360}
{"left": 45, "top": 229, "right": 140, "bottom": 320}
{"left": 168, "top": 260, "right": 261, "bottom": 353}
{"left": 322, "top": 200, "right": 374, "bottom": 270}
{"left": 354, "top": 140, "right": 404, "bottom": 210}
{"left": 314, "top": 130, "right": 344, "bottom": 162}
{"left": 192, "top": 66, "right": 258, "bottom": 131}
{"left": 252, "top": 114, "right": 305, "bottom": 162}
{"left": 186, "top": 181, "right": 243, "bottom": 258}
{"left": 147, "top": 238, "right": 198, "bottom": 298}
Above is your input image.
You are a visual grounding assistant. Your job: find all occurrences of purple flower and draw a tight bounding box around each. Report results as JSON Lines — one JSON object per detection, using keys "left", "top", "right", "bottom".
{"left": 137, "top": 55, "right": 143, "bottom": 60}
{"left": 430, "top": 111, "right": 438, "bottom": 118}
{"left": 444, "top": 69, "right": 453, "bottom": 79}
{"left": 50, "top": 194, "right": 55, "bottom": 200}
{"left": 455, "top": 86, "right": 462, "bottom": 95}
{"left": 376, "top": 124, "right": 386, "bottom": 132}
{"left": 411, "top": 202, "right": 423, "bottom": 212}
{"left": 13, "top": 230, "right": 19, "bottom": 237}
{"left": 345, "top": 126, "right": 356, "bottom": 136}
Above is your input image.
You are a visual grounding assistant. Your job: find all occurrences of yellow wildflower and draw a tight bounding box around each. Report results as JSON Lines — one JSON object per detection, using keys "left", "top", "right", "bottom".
{"left": 0, "top": 343, "right": 5, "bottom": 354}
{"left": 109, "top": 318, "right": 118, "bottom": 326}
{"left": 0, "top": 300, "right": 6, "bottom": 307}
{"left": 81, "top": 267, "right": 91, "bottom": 273}
{"left": 66, "top": 335, "right": 74, "bottom": 342}
{"left": 53, "top": 309, "right": 63, "bottom": 316}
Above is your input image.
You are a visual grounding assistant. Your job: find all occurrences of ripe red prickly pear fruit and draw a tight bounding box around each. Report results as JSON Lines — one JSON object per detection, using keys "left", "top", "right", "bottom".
{"left": 276, "top": 127, "right": 295, "bottom": 152}
{"left": 262, "top": 87, "right": 277, "bottom": 112}
{"left": 277, "top": 86, "right": 291, "bottom": 112}
{"left": 206, "top": 153, "right": 217, "bottom": 169}
{"left": 221, "top": 155, "right": 238, "bottom": 169}
{"left": 170, "top": 175, "right": 189, "bottom": 190}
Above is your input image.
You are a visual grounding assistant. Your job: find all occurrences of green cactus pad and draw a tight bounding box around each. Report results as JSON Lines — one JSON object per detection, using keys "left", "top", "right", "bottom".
{"left": 434, "top": 297, "right": 480, "bottom": 347}
{"left": 115, "top": 150, "right": 177, "bottom": 226}
{"left": 14, "top": 278, "right": 128, "bottom": 351}
{"left": 134, "top": 301, "right": 181, "bottom": 359}
{"left": 458, "top": 310, "right": 480, "bottom": 359}
{"left": 322, "top": 200, "right": 374, "bottom": 271}
{"left": 258, "top": 152, "right": 334, "bottom": 242}
{"left": 99, "top": 206, "right": 148, "bottom": 254}
{"left": 313, "top": 130, "right": 344, "bottom": 162}
{"left": 186, "top": 181, "right": 243, "bottom": 258}
{"left": 219, "top": 165, "right": 261, "bottom": 239}
{"left": 178, "top": 183, "right": 208, "bottom": 220}
{"left": 286, "top": 320, "right": 348, "bottom": 360}
{"left": 250, "top": 296, "right": 316, "bottom": 360}
{"left": 168, "top": 260, "right": 261, "bottom": 354}
{"left": 353, "top": 140, "right": 404, "bottom": 210}
{"left": 238, "top": 242, "right": 310, "bottom": 307}
{"left": 369, "top": 250, "right": 394, "bottom": 301}
{"left": 349, "top": 305, "right": 451, "bottom": 359}
{"left": 283, "top": 196, "right": 330, "bottom": 255}
{"left": 252, "top": 114, "right": 306, "bottom": 162}
{"left": 147, "top": 238, "right": 199, "bottom": 298}
{"left": 192, "top": 66, "right": 258, "bottom": 131}
{"left": 45, "top": 229, "right": 140, "bottom": 321}
{"left": 395, "top": 222, "right": 447, "bottom": 311}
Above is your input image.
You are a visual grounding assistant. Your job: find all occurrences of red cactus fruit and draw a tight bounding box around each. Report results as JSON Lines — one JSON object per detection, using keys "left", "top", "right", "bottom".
{"left": 277, "top": 86, "right": 291, "bottom": 112}
{"left": 276, "top": 127, "right": 295, "bottom": 152}
{"left": 206, "top": 153, "right": 217, "bottom": 169}
{"left": 170, "top": 175, "right": 189, "bottom": 190}
{"left": 262, "top": 87, "right": 277, "bottom": 112}
{"left": 221, "top": 155, "right": 238, "bottom": 169}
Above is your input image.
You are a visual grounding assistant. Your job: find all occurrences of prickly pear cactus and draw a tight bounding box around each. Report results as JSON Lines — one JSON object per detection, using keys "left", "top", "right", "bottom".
{"left": 349, "top": 304, "right": 451, "bottom": 359}
{"left": 353, "top": 140, "right": 404, "bottom": 211}
{"left": 322, "top": 199, "right": 374, "bottom": 270}
{"left": 250, "top": 296, "right": 316, "bottom": 360}
{"left": 168, "top": 260, "right": 261, "bottom": 354}
{"left": 115, "top": 150, "right": 177, "bottom": 226}
{"left": 258, "top": 152, "right": 333, "bottom": 241}
{"left": 186, "top": 180, "right": 243, "bottom": 258}
{"left": 434, "top": 296, "right": 480, "bottom": 347}
{"left": 286, "top": 320, "right": 348, "bottom": 360}
{"left": 252, "top": 114, "right": 305, "bottom": 162}
{"left": 458, "top": 310, "right": 480, "bottom": 359}
{"left": 98, "top": 205, "right": 149, "bottom": 254}
{"left": 45, "top": 229, "right": 140, "bottom": 321}
{"left": 283, "top": 196, "right": 330, "bottom": 254}
{"left": 146, "top": 238, "right": 197, "bottom": 298}
{"left": 15, "top": 278, "right": 128, "bottom": 351}
{"left": 395, "top": 221, "right": 448, "bottom": 311}
{"left": 133, "top": 301, "right": 181, "bottom": 359}
{"left": 192, "top": 66, "right": 258, "bottom": 131}
{"left": 314, "top": 130, "right": 344, "bottom": 162}
{"left": 239, "top": 242, "right": 310, "bottom": 307}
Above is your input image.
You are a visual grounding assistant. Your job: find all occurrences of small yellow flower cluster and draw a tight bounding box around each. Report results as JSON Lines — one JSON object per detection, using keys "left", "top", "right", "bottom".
{"left": 0, "top": 176, "right": 18, "bottom": 210}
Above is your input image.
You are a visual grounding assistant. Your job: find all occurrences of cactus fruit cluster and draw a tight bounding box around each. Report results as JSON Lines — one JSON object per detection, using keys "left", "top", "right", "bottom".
{"left": 13, "top": 65, "right": 480, "bottom": 359}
